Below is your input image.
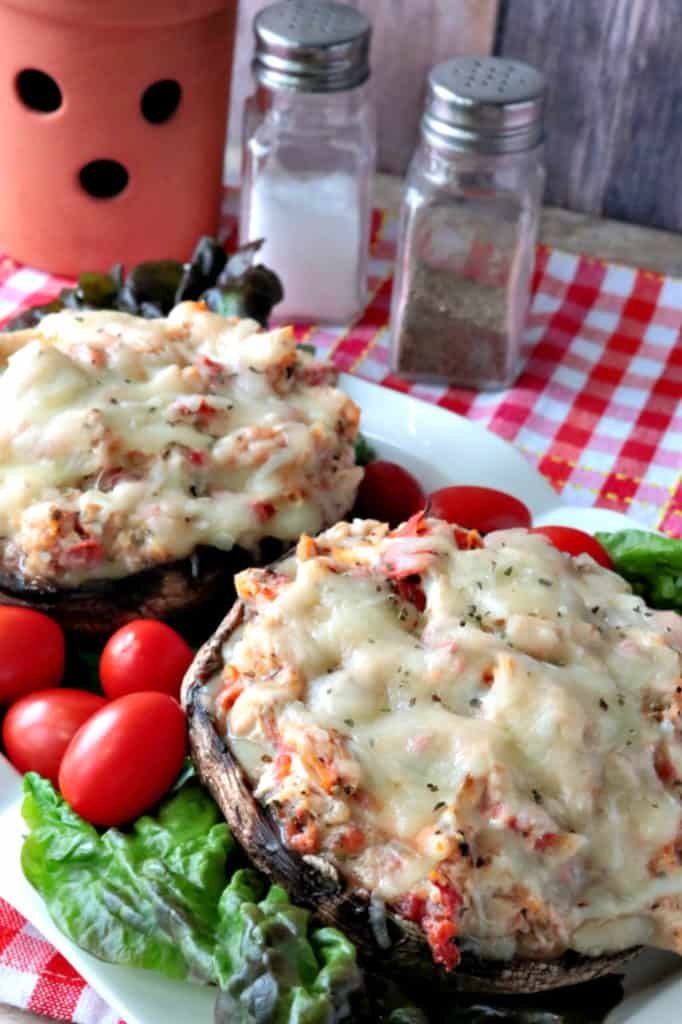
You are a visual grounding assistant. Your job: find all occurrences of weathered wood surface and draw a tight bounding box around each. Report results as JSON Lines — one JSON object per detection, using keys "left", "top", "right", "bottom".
{"left": 499, "top": 0, "right": 682, "bottom": 232}
{"left": 228, "top": 0, "right": 499, "bottom": 175}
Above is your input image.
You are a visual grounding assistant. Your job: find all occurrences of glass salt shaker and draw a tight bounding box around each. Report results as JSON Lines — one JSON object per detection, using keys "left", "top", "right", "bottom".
{"left": 390, "top": 57, "right": 546, "bottom": 389}
{"left": 240, "top": 0, "right": 376, "bottom": 324}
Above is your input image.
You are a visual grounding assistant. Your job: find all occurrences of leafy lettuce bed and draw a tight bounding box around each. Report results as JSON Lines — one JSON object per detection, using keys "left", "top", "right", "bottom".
{"left": 597, "top": 530, "right": 682, "bottom": 612}
{"left": 22, "top": 771, "right": 378, "bottom": 1023}
{"left": 2, "top": 237, "right": 283, "bottom": 332}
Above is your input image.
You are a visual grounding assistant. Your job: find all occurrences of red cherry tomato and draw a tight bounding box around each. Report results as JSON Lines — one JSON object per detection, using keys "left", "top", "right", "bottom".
{"left": 354, "top": 460, "right": 426, "bottom": 527}
{"left": 2, "top": 688, "right": 106, "bottom": 785}
{"left": 58, "top": 692, "right": 187, "bottom": 826}
{"left": 99, "top": 619, "right": 194, "bottom": 701}
{"left": 428, "top": 486, "right": 532, "bottom": 533}
{"left": 0, "top": 607, "right": 65, "bottom": 706}
{"left": 530, "top": 526, "right": 613, "bottom": 569}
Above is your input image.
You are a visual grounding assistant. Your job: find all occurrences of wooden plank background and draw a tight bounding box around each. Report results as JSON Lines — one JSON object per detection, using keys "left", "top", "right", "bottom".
{"left": 228, "top": 0, "right": 682, "bottom": 231}
{"left": 228, "top": 0, "right": 498, "bottom": 175}
{"left": 498, "top": 0, "right": 682, "bottom": 232}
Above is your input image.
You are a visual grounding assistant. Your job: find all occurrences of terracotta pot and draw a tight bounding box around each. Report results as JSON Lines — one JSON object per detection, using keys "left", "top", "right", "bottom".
{"left": 0, "top": 0, "right": 238, "bottom": 275}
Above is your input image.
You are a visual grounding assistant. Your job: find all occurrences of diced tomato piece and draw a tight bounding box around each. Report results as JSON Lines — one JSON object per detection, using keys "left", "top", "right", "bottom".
{"left": 261, "top": 578, "right": 289, "bottom": 600}
{"left": 423, "top": 918, "right": 461, "bottom": 971}
{"left": 175, "top": 399, "right": 218, "bottom": 426}
{"left": 394, "top": 892, "right": 427, "bottom": 924}
{"left": 396, "top": 576, "right": 426, "bottom": 612}
{"left": 654, "top": 742, "right": 677, "bottom": 784}
{"left": 274, "top": 750, "right": 292, "bottom": 781}
{"left": 198, "top": 355, "right": 223, "bottom": 377}
{"left": 430, "top": 877, "right": 463, "bottom": 917}
{"left": 424, "top": 881, "right": 462, "bottom": 970}
{"left": 392, "top": 510, "right": 430, "bottom": 538}
{"left": 88, "top": 347, "right": 107, "bottom": 368}
{"left": 452, "top": 526, "right": 484, "bottom": 550}
{"left": 286, "top": 817, "right": 319, "bottom": 854}
{"left": 314, "top": 758, "right": 340, "bottom": 793}
{"left": 188, "top": 449, "right": 206, "bottom": 466}
{"left": 382, "top": 549, "right": 437, "bottom": 581}
{"left": 236, "top": 568, "right": 290, "bottom": 602}
{"left": 535, "top": 832, "right": 558, "bottom": 852}
{"left": 217, "top": 672, "right": 245, "bottom": 714}
{"left": 395, "top": 880, "right": 462, "bottom": 972}
{"left": 338, "top": 826, "right": 365, "bottom": 854}
{"left": 66, "top": 539, "right": 104, "bottom": 565}
{"left": 252, "top": 500, "right": 276, "bottom": 523}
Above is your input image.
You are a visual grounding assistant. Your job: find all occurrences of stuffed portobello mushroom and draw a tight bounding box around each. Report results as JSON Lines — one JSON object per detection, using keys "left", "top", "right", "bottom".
{"left": 183, "top": 515, "right": 682, "bottom": 993}
{"left": 0, "top": 303, "right": 361, "bottom": 633}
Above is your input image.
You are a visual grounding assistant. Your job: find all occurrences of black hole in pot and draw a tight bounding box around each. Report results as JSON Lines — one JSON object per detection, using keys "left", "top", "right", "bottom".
{"left": 79, "top": 160, "right": 129, "bottom": 199}
{"left": 141, "top": 79, "right": 182, "bottom": 124}
{"left": 16, "top": 68, "right": 62, "bottom": 112}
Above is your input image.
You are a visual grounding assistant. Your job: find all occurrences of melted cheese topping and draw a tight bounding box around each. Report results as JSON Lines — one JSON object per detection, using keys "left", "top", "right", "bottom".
{"left": 205, "top": 517, "right": 682, "bottom": 964}
{"left": 0, "top": 303, "right": 361, "bottom": 586}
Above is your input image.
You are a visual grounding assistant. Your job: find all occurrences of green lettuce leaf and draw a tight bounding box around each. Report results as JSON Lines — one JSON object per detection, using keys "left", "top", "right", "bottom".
{"left": 214, "top": 870, "right": 364, "bottom": 1023}
{"left": 21, "top": 775, "right": 372, "bottom": 1023}
{"left": 596, "top": 530, "right": 682, "bottom": 611}
{"left": 21, "top": 772, "right": 231, "bottom": 981}
{"left": 2, "top": 237, "right": 283, "bottom": 332}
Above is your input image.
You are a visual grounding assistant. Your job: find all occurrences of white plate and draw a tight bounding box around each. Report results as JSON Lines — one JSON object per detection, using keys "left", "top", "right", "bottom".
{"left": 0, "top": 376, "right": 678, "bottom": 1024}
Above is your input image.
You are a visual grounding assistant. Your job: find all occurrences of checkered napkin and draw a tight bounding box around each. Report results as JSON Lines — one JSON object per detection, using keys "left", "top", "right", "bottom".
{"left": 0, "top": 902, "right": 121, "bottom": 1023}
{"left": 0, "top": 204, "right": 681, "bottom": 1022}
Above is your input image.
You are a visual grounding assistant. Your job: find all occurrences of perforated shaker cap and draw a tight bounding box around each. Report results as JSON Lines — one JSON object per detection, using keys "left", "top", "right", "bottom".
{"left": 423, "top": 57, "right": 545, "bottom": 154}
{"left": 253, "top": 1, "right": 372, "bottom": 93}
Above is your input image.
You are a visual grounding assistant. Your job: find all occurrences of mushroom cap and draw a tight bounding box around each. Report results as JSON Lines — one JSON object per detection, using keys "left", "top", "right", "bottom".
{"left": 182, "top": 600, "right": 639, "bottom": 995}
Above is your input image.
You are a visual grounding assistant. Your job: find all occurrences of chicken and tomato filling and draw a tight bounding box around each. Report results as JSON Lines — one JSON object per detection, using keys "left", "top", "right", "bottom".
{"left": 206, "top": 516, "right": 682, "bottom": 970}
{"left": 0, "top": 303, "right": 361, "bottom": 586}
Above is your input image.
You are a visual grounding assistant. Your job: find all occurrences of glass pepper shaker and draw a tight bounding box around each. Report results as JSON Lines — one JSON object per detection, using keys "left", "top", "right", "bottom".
{"left": 390, "top": 57, "right": 546, "bottom": 389}
{"left": 240, "top": 0, "right": 376, "bottom": 324}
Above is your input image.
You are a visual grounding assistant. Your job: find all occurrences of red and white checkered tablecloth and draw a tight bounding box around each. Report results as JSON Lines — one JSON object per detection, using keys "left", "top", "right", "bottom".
{"left": 0, "top": 202, "right": 681, "bottom": 1021}
{"left": 0, "top": 903, "right": 122, "bottom": 1023}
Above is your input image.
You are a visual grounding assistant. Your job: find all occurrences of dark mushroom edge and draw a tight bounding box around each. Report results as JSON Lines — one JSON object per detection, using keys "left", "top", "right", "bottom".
{"left": 181, "top": 600, "right": 639, "bottom": 995}
{"left": 0, "top": 540, "right": 285, "bottom": 638}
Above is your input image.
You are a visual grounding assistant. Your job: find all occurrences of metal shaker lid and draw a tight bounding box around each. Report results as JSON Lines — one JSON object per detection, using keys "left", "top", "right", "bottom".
{"left": 253, "top": 1, "right": 372, "bottom": 93}
{"left": 423, "top": 57, "right": 545, "bottom": 154}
